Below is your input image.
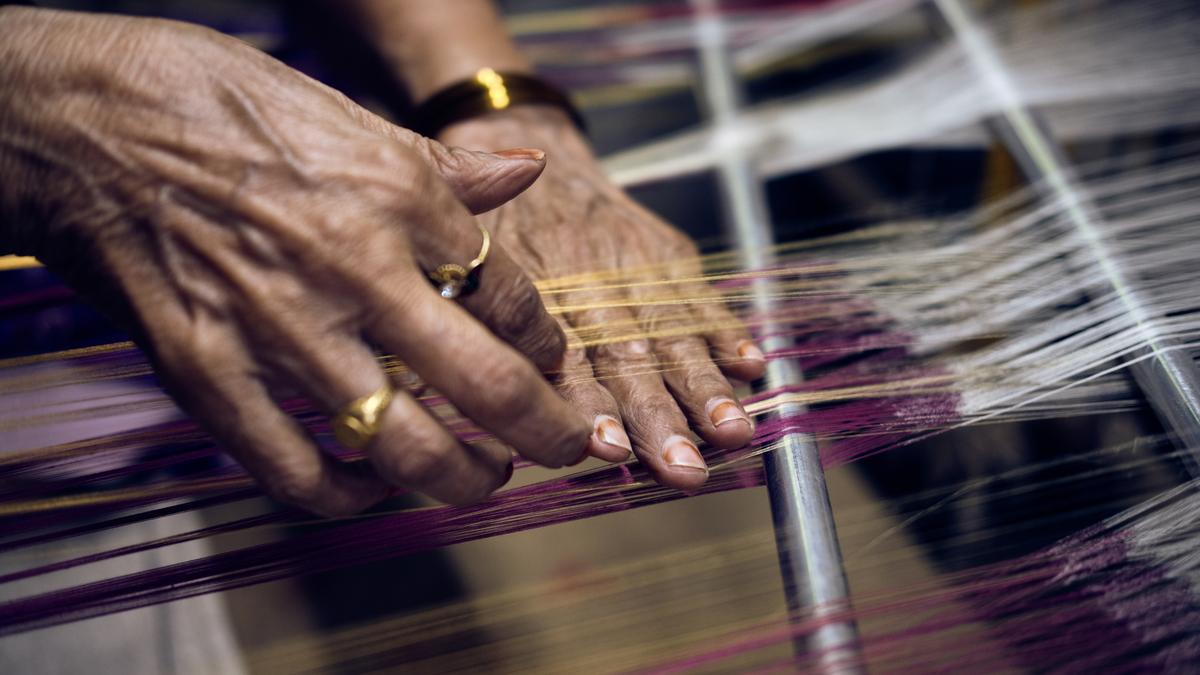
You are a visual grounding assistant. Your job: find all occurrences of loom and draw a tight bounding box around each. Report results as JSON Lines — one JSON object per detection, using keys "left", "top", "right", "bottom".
{"left": 3, "top": 0, "right": 1200, "bottom": 671}
{"left": 693, "top": 0, "right": 858, "bottom": 669}
{"left": 673, "top": 0, "right": 1200, "bottom": 670}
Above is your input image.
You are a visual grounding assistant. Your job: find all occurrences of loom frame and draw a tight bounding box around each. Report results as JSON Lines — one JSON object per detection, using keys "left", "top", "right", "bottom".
{"left": 932, "top": 0, "right": 1200, "bottom": 477}
{"left": 692, "top": 1, "right": 865, "bottom": 672}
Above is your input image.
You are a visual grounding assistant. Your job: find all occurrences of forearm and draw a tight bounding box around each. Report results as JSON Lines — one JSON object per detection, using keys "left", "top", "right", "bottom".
{"left": 339, "top": 0, "right": 532, "bottom": 102}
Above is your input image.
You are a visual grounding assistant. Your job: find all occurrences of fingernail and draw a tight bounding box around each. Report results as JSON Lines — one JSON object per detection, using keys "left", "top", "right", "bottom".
{"left": 737, "top": 340, "right": 766, "bottom": 362}
{"left": 706, "top": 397, "right": 750, "bottom": 429}
{"left": 663, "top": 435, "right": 707, "bottom": 474}
{"left": 494, "top": 147, "right": 546, "bottom": 161}
{"left": 593, "top": 415, "right": 633, "bottom": 458}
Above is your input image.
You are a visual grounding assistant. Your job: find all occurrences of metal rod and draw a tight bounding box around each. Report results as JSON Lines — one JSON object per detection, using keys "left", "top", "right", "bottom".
{"left": 691, "top": 1, "right": 863, "bottom": 671}
{"left": 933, "top": 0, "right": 1200, "bottom": 476}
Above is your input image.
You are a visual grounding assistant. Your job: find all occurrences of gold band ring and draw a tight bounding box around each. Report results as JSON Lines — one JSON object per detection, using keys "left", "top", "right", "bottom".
{"left": 332, "top": 384, "right": 394, "bottom": 450}
{"left": 429, "top": 224, "right": 491, "bottom": 299}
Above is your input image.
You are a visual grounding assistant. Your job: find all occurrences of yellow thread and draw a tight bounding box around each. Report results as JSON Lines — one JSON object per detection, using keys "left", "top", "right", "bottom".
{"left": 0, "top": 255, "right": 39, "bottom": 271}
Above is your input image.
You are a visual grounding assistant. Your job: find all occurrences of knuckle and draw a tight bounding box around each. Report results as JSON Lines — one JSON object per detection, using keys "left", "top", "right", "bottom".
{"left": 656, "top": 337, "right": 709, "bottom": 376}
{"left": 393, "top": 446, "right": 454, "bottom": 487}
{"left": 562, "top": 378, "right": 614, "bottom": 411}
{"left": 489, "top": 275, "right": 549, "bottom": 336}
{"left": 267, "top": 460, "right": 325, "bottom": 508}
{"left": 682, "top": 365, "right": 728, "bottom": 396}
{"left": 557, "top": 348, "right": 597, "bottom": 385}
{"left": 430, "top": 144, "right": 469, "bottom": 178}
{"left": 591, "top": 340, "right": 654, "bottom": 374}
{"left": 640, "top": 305, "right": 686, "bottom": 332}
{"left": 654, "top": 335, "right": 695, "bottom": 359}
{"left": 476, "top": 359, "right": 538, "bottom": 418}
{"left": 561, "top": 345, "right": 592, "bottom": 370}
{"left": 403, "top": 133, "right": 443, "bottom": 166}
{"left": 622, "top": 391, "right": 681, "bottom": 438}
{"left": 522, "top": 319, "right": 567, "bottom": 371}
{"left": 444, "top": 476, "right": 497, "bottom": 507}
{"left": 371, "top": 421, "right": 456, "bottom": 487}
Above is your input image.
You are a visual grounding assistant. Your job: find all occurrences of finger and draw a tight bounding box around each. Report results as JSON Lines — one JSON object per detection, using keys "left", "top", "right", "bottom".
{"left": 265, "top": 328, "right": 510, "bottom": 506}
{"left": 630, "top": 227, "right": 765, "bottom": 382}
{"left": 401, "top": 163, "right": 567, "bottom": 373}
{"left": 363, "top": 265, "right": 590, "bottom": 469}
{"left": 655, "top": 330, "right": 755, "bottom": 449}
{"left": 364, "top": 390, "right": 511, "bottom": 504}
{"left": 629, "top": 294, "right": 754, "bottom": 449}
{"left": 690, "top": 295, "right": 767, "bottom": 381}
{"left": 553, "top": 317, "right": 633, "bottom": 463}
{"left": 568, "top": 300, "right": 709, "bottom": 490}
{"left": 420, "top": 144, "right": 548, "bottom": 214}
{"left": 159, "top": 344, "right": 388, "bottom": 517}
{"left": 344, "top": 104, "right": 547, "bottom": 214}
{"left": 608, "top": 254, "right": 750, "bottom": 443}
{"left": 457, "top": 244, "right": 568, "bottom": 374}
{"left": 467, "top": 439, "right": 516, "bottom": 482}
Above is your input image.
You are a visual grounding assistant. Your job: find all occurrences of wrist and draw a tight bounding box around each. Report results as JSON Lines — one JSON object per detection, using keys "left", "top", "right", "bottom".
{"left": 341, "top": 0, "right": 533, "bottom": 103}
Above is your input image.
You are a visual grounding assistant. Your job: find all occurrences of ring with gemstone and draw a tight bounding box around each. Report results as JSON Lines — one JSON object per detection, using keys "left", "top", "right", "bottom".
{"left": 429, "top": 224, "right": 490, "bottom": 300}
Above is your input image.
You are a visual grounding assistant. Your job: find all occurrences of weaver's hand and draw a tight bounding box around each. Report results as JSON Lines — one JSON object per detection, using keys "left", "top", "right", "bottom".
{"left": 0, "top": 8, "right": 591, "bottom": 515}
{"left": 441, "top": 108, "right": 767, "bottom": 490}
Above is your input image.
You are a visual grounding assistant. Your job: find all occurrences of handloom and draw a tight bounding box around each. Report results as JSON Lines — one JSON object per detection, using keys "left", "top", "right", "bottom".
{"left": 3, "top": 0, "right": 1200, "bottom": 672}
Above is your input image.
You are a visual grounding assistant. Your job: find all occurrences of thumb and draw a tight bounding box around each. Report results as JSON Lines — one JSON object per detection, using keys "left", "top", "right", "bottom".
{"left": 343, "top": 103, "right": 545, "bottom": 212}
{"left": 415, "top": 142, "right": 547, "bottom": 214}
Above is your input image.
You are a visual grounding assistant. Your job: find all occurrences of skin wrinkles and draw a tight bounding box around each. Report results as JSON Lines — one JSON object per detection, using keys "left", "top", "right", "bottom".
{"left": 0, "top": 128, "right": 108, "bottom": 256}
{"left": 211, "top": 81, "right": 315, "bottom": 185}
{"left": 442, "top": 105, "right": 763, "bottom": 487}
{"left": 146, "top": 187, "right": 224, "bottom": 324}
{"left": 0, "top": 8, "right": 593, "bottom": 515}
{"left": 2, "top": 0, "right": 766, "bottom": 508}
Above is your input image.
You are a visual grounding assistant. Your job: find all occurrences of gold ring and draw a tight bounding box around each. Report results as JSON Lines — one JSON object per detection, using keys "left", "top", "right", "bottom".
{"left": 332, "top": 384, "right": 394, "bottom": 450}
{"left": 429, "top": 224, "right": 491, "bottom": 299}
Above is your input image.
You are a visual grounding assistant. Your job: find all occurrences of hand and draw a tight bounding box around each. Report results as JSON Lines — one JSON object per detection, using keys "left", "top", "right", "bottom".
{"left": 0, "top": 8, "right": 591, "bottom": 515}
{"left": 440, "top": 107, "right": 767, "bottom": 491}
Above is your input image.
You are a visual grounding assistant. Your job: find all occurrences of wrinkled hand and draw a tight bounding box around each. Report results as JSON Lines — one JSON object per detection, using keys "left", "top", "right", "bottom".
{"left": 441, "top": 108, "right": 767, "bottom": 490}
{"left": 0, "top": 9, "right": 591, "bottom": 514}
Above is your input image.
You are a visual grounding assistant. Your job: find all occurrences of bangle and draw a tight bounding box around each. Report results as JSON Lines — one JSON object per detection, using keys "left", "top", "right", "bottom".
{"left": 409, "top": 68, "right": 586, "bottom": 138}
